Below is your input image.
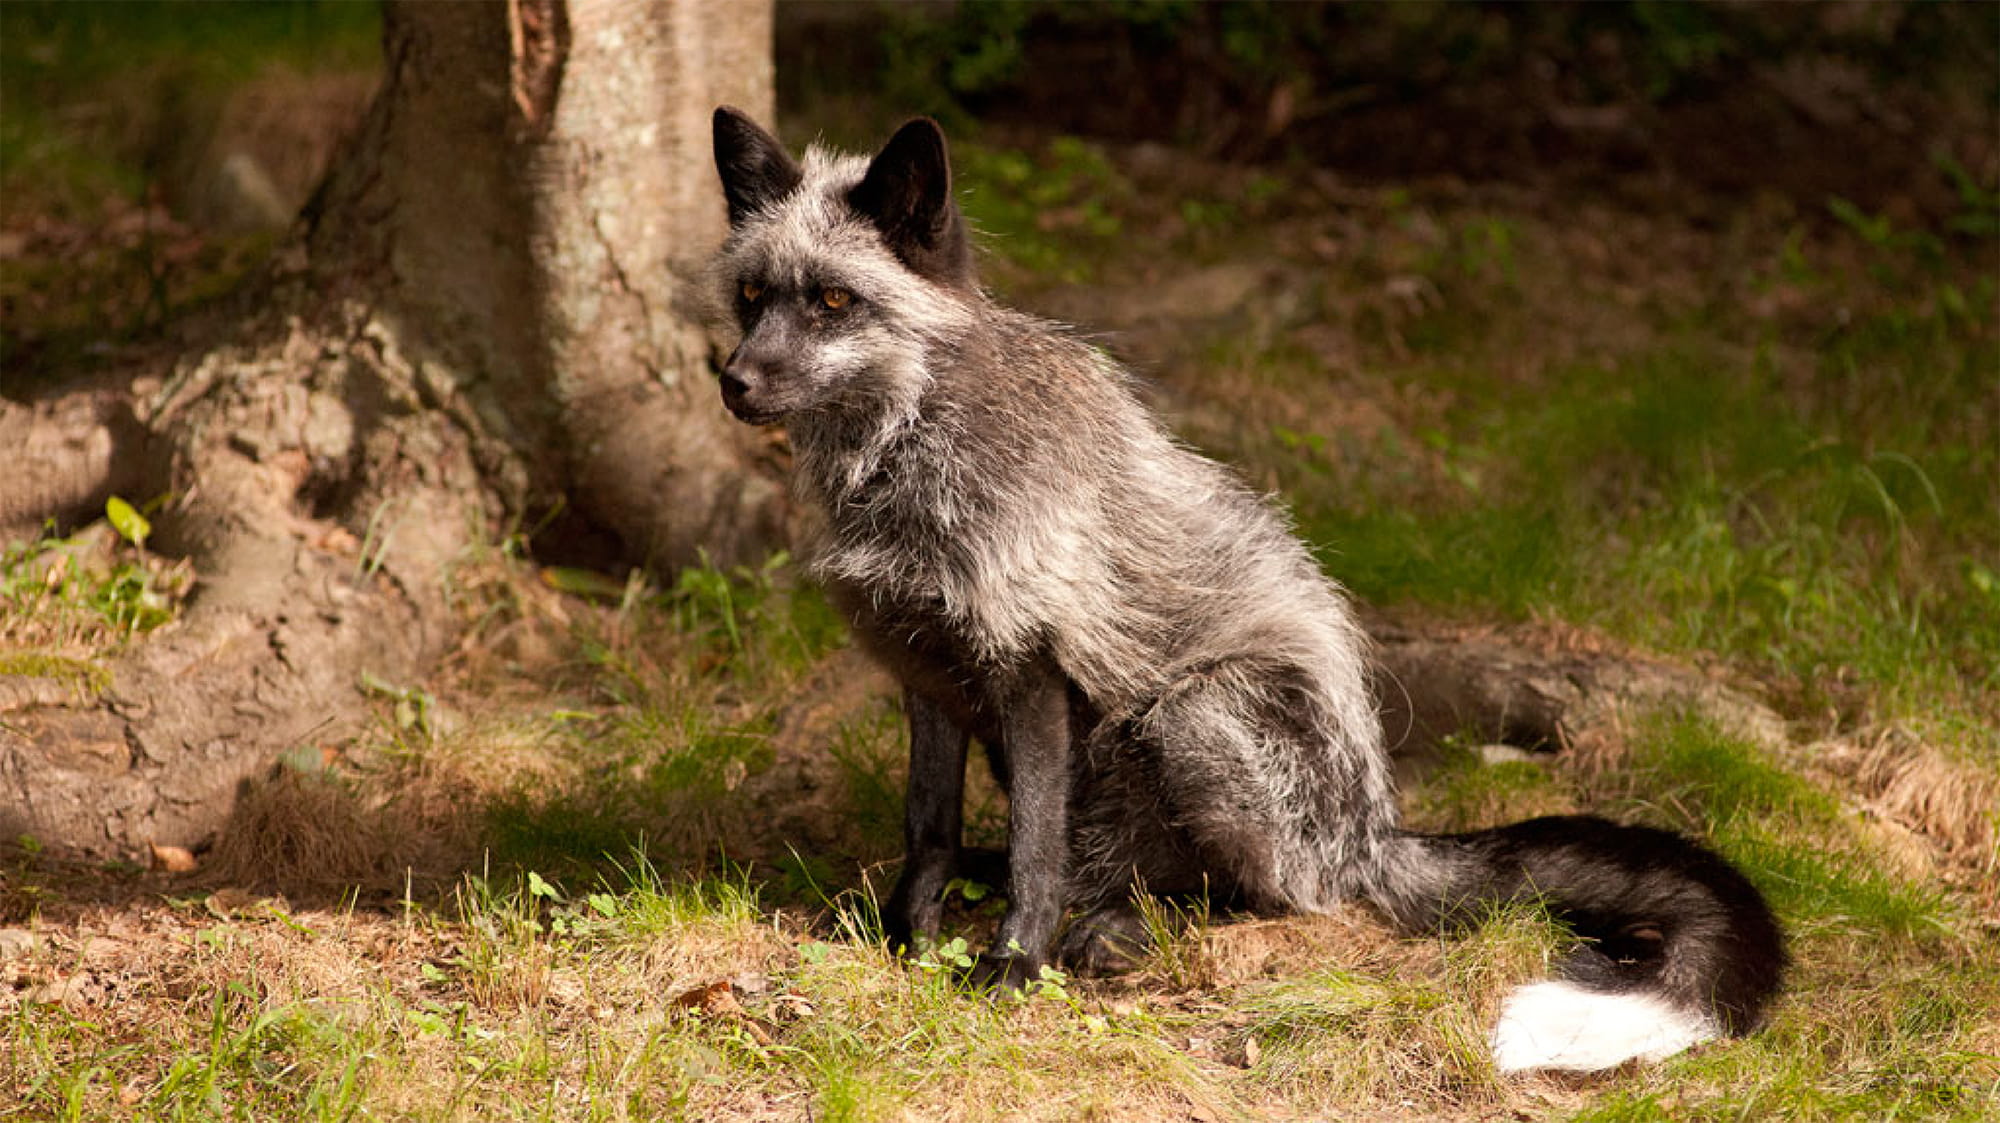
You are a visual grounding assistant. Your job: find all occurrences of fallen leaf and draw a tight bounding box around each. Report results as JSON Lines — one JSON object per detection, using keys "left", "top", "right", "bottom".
{"left": 673, "top": 979, "right": 737, "bottom": 1013}
{"left": 539, "top": 566, "right": 629, "bottom": 601}
{"left": 768, "top": 990, "right": 818, "bottom": 1021}
{"left": 149, "top": 843, "right": 198, "bottom": 873}
{"left": 25, "top": 974, "right": 92, "bottom": 1011}
{"left": 312, "top": 526, "right": 361, "bottom": 555}
{"left": 738, "top": 1017, "right": 776, "bottom": 1047}
{"left": 205, "top": 888, "right": 268, "bottom": 918}
{"left": 672, "top": 979, "right": 777, "bottom": 1046}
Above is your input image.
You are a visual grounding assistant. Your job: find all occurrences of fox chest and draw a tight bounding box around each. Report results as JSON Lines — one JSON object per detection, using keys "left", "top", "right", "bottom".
{"left": 802, "top": 450, "right": 1096, "bottom": 711}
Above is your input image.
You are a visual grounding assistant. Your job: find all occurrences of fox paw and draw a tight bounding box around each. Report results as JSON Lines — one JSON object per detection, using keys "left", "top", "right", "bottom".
{"left": 1056, "top": 906, "right": 1153, "bottom": 976}
{"left": 967, "top": 952, "right": 1045, "bottom": 994}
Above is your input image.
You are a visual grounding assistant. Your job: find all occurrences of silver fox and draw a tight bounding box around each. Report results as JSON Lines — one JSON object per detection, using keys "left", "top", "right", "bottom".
{"left": 706, "top": 109, "right": 1784, "bottom": 1072}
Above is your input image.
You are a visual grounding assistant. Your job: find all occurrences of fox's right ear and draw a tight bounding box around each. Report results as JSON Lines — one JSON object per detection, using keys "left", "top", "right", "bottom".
{"left": 848, "top": 117, "right": 973, "bottom": 287}
{"left": 713, "top": 106, "right": 802, "bottom": 227}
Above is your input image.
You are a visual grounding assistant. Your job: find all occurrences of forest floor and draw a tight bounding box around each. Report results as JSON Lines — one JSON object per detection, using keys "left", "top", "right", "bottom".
{"left": 4, "top": 6, "right": 1999, "bottom": 1121}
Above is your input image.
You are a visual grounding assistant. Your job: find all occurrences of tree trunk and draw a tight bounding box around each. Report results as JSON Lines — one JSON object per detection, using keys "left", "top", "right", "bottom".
{"left": 0, "top": 0, "right": 782, "bottom": 860}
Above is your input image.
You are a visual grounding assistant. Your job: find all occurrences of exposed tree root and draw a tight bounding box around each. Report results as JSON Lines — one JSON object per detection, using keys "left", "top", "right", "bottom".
{"left": 2, "top": 306, "right": 492, "bottom": 859}
{"left": 1367, "top": 610, "right": 1788, "bottom": 762}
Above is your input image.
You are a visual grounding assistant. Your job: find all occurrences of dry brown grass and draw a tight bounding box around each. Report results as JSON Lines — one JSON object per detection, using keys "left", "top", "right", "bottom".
{"left": 201, "top": 765, "right": 471, "bottom": 901}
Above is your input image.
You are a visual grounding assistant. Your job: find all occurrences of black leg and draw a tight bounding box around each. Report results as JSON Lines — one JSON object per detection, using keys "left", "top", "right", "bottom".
{"left": 972, "top": 660, "right": 1072, "bottom": 992}
{"left": 883, "top": 688, "right": 969, "bottom": 954}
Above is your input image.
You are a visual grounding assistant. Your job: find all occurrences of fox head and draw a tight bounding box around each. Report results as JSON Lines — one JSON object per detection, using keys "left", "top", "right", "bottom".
{"left": 709, "top": 108, "right": 977, "bottom": 427}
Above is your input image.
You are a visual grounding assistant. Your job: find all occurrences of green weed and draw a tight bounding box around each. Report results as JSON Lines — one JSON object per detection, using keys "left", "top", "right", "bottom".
{"left": 602, "top": 858, "right": 766, "bottom": 941}
{"left": 1, "top": 509, "right": 190, "bottom": 652}
{"left": 1133, "top": 890, "right": 1215, "bottom": 991}
{"left": 954, "top": 136, "right": 1130, "bottom": 282}
{"left": 451, "top": 555, "right": 846, "bottom": 876}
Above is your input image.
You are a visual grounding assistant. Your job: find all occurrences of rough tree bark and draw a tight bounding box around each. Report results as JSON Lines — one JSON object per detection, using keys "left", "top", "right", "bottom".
{"left": 0, "top": 0, "right": 783, "bottom": 859}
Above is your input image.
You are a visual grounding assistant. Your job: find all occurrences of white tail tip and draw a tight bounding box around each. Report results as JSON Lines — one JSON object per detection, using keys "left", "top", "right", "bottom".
{"left": 1491, "top": 980, "right": 1719, "bottom": 1073}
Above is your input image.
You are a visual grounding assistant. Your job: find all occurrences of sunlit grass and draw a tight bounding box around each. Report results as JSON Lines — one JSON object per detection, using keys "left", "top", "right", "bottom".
{"left": 8, "top": 569, "right": 1995, "bottom": 1121}
{"left": 1289, "top": 278, "right": 1999, "bottom": 762}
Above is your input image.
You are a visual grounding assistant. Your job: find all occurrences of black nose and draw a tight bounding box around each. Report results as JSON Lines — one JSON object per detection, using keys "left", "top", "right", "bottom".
{"left": 720, "top": 348, "right": 762, "bottom": 398}
{"left": 719, "top": 353, "right": 773, "bottom": 421}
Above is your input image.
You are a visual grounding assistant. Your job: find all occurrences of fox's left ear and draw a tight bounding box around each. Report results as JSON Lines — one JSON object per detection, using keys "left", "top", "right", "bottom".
{"left": 849, "top": 118, "right": 974, "bottom": 288}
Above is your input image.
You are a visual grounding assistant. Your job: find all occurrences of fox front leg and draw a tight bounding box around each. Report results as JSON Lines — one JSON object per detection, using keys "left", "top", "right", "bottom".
{"left": 884, "top": 689, "right": 970, "bottom": 954}
{"left": 972, "top": 661, "right": 1071, "bottom": 992}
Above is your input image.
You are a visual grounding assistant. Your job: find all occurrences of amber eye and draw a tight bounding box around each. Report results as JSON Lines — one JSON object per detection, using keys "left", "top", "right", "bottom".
{"left": 740, "top": 280, "right": 764, "bottom": 303}
{"left": 820, "top": 287, "right": 852, "bottom": 311}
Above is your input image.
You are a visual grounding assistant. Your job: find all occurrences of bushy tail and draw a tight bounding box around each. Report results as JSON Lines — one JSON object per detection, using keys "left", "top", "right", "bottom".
{"left": 1373, "top": 815, "right": 1785, "bottom": 1073}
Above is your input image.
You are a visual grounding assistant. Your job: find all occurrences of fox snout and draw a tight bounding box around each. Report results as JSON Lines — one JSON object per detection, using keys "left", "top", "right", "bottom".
{"left": 719, "top": 345, "right": 788, "bottom": 424}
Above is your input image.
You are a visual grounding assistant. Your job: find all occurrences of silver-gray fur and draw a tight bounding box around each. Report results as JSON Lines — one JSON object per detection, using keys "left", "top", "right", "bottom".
{"left": 704, "top": 109, "right": 1783, "bottom": 1069}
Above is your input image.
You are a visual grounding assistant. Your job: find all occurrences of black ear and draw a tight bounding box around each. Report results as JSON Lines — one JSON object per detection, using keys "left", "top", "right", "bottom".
{"left": 713, "top": 106, "right": 802, "bottom": 227}
{"left": 848, "top": 118, "right": 974, "bottom": 287}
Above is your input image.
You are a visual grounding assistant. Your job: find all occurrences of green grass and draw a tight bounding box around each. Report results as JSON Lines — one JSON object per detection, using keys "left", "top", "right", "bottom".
{"left": 1242, "top": 961, "right": 1502, "bottom": 1106}
{"left": 1603, "top": 714, "right": 1960, "bottom": 945}
{"left": 0, "top": 0, "right": 379, "bottom": 218}
{"left": 1288, "top": 259, "right": 1999, "bottom": 760}
{"left": 1208, "top": 167, "right": 2000, "bottom": 763}
{"left": 7, "top": 700, "right": 1995, "bottom": 1120}
{"left": 953, "top": 135, "right": 1133, "bottom": 283}
{"left": 0, "top": 510, "right": 190, "bottom": 659}
{"left": 452, "top": 555, "right": 855, "bottom": 882}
